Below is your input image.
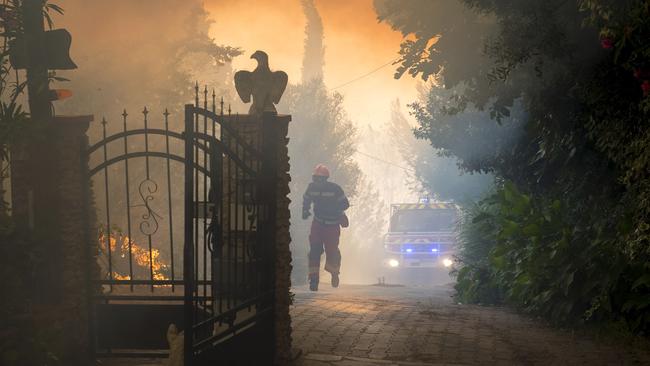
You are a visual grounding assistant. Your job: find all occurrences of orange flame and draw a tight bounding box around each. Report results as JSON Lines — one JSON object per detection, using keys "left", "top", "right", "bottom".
{"left": 99, "top": 230, "right": 170, "bottom": 284}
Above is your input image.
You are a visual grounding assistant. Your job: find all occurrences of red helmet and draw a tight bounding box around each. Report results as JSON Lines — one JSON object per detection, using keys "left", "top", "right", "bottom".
{"left": 313, "top": 164, "right": 330, "bottom": 178}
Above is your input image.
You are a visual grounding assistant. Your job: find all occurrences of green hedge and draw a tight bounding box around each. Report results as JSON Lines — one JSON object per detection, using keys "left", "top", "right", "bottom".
{"left": 455, "top": 182, "right": 650, "bottom": 332}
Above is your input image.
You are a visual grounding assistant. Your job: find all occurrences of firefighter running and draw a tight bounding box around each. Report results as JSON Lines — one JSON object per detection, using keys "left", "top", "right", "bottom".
{"left": 302, "top": 164, "right": 350, "bottom": 291}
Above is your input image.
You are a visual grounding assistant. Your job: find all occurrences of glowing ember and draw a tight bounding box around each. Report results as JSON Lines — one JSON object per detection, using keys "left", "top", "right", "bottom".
{"left": 112, "top": 272, "right": 131, "bottom": 281}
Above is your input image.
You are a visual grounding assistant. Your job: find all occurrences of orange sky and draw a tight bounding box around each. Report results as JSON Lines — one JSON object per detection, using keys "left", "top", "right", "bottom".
{"left": 205, "top": 0, "right": 419, "bottom": 126}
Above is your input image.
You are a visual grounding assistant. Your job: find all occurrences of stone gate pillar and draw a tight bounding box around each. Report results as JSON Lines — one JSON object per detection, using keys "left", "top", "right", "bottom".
{"left": 221, "top": 112, "right": 293, "bottom": 365}
{"left": 10, "top": 115, "right": 96, "bottom": 365}
{"left": 267, "top": 113, "right": 293, "bottom": 365}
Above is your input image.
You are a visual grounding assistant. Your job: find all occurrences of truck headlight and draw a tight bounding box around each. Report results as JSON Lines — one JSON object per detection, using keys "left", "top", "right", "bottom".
{"left": 442, "top": 258, "right": 453, "bottom": 267}
{"left": 388, "top": 259, "right": 399, "bottom": 268}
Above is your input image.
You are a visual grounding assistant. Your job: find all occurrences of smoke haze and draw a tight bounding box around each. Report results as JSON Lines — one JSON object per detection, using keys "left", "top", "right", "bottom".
{"left": 46, "top": 0, "right": 495, "bottom": 286}
{"left": 205, "top": 0, "right": 419, "bottom": 124}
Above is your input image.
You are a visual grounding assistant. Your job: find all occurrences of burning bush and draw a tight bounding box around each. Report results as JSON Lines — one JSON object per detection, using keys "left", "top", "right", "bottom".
{"left": 98, "top": 228, "right": 171, "bottom": 283}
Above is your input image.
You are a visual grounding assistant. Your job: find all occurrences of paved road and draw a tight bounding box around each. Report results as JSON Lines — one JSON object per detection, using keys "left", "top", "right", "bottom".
{"left": 291, "top": 283, "right": 650, "bottom": 366}
{"left": 97, "top": 282, "right": 650, "bottom": 366}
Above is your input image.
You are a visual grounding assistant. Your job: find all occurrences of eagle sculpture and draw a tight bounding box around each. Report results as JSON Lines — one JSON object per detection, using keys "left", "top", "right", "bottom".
{"left": 234, "top": 50, "right": 288, "bottom": 115}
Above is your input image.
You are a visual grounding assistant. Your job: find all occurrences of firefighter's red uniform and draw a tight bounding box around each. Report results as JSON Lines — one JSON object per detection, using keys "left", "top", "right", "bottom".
{"left": 302, "top": 164, "right": 349, "bottom": 291}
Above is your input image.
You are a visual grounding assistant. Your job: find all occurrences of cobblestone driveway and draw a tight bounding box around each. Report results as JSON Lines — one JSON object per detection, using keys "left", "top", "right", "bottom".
{"left": 291, "top": 284, "right": 650, "bottom": 366}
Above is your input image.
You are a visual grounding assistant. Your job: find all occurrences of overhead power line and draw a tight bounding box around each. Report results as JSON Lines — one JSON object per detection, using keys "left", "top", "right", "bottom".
{"left": 330, "top": 57, "right": 400, "bottom": 91}
{"left": 354, "top": 150, "right": 416, "bottom": 174}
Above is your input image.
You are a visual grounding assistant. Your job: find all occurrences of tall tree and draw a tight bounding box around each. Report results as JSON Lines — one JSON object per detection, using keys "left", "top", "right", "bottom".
{"left": 300, "top": 0, "right": 324, "bottom": 83}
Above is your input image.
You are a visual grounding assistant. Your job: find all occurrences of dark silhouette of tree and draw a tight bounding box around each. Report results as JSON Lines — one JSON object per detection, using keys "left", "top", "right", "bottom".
{"left": 301, "top": 0, "right": 324, "bottom": 83}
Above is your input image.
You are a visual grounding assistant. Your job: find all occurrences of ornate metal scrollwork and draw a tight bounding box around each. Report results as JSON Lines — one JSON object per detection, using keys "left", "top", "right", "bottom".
{"left": 132, "top": 178, "right": 163, "bottom": 236}
{"left": 246, "top": 204, "right": 256, "bottom": 230}
{"left": 245, "top": 197, "right": 261, "bottom": 259}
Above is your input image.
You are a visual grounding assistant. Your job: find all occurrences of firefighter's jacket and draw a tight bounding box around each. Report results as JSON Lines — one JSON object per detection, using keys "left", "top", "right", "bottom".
{"left": 303, "top": 180, "right": 349, "bottom": 225}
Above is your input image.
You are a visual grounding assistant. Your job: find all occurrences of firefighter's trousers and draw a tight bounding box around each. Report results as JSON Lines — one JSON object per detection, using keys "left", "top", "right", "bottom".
{"left": 308, "top": 220, "right": 341, "bottom": 282}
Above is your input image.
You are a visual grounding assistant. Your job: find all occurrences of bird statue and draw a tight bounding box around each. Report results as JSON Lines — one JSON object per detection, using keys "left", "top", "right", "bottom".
{"left": 234, "top": 50, "right": 288, "bottom": 116}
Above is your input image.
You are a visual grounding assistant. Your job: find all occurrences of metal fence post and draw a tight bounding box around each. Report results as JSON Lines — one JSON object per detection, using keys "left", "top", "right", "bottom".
{"left": 184, "top": 104, "right": 195, "bottom": 366}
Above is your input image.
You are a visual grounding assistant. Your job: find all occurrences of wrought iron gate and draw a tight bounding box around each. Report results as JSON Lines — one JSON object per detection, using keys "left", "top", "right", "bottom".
{"left": 86, "top": 89, "right": 278, "bottom": 365}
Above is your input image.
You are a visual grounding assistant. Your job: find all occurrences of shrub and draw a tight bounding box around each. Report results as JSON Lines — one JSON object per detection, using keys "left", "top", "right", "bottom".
{"left": 455, "top": 182, "right": 650, "bottom": 332}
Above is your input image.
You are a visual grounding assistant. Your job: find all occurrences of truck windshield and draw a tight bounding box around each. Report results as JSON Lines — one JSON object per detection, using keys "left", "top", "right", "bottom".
{"left": 390, "top": 209, "right": 456, "bottom": 232}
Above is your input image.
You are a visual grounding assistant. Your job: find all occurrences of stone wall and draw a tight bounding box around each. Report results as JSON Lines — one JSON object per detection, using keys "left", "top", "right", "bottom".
{"left": 271, "top": 115, "right": 293, "bottom": 365}
{"left": 8, "top": 115, "right": 97, "bottom": 365}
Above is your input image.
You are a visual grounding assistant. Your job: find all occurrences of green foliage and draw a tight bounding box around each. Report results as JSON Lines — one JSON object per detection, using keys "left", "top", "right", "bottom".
{"left": 389, "top": 98, "right": 493, "bottom": 201}
{"left": 410, "top": 86, "right": 526, "bottom": 176}
{"left": 0, "top": 0, "right": 30, "bottom": 150}
{"left": 456, "top": 183, "right": 650, "bottom": 331}
{"left": 454, "top": 199, "right": 501, "bottom": 304}
{"left": 377, "top": 0, "right": 650, "bottom": 333}
{"left": 0, "top": 101, "right": 28, "bottom": 220}
{"left": 374, "top": 0, "right": 495, "bottom": 87}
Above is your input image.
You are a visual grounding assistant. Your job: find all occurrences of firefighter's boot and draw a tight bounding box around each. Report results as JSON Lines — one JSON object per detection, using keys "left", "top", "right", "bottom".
{"left": 331, "top": 272, "right": 339, "bottom": 288}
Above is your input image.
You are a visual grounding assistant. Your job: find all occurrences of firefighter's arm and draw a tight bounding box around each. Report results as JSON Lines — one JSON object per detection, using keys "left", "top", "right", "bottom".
{"left": 337, "top": 187, "right": 350, "bottom": 211}
{"left": 302, "top": 185, "right": 313, "bottom": 220}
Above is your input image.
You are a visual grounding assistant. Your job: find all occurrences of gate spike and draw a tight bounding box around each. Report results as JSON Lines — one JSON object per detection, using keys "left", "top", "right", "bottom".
{"left": 220, "top": 96, "right": 224, "bottom": 115}
{"left": 163, "top": 108, "right": 169, "bottom": 117}
{"left": 203, "top": 85, "right": 208, "bottom": 108}
{"left": 122, "top": 110, "right": 128, "bottom": 130}
{"left": 101, "top": 117, "right": 107, "bottom": 125}
{"left": 142, "top": 106, "right": 148, "bottom": 116}
{"left": 194, "top": 82, "right": 199, "bottom": 106}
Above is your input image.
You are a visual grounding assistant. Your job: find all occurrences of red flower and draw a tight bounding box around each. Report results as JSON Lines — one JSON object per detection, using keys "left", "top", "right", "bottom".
{"left": 600, "top": 37, "right": 614, "bottom": 49}
{"left": 642, "top": 80, "right": 650, "bottom": 97}
{"left": 634, "top": 68, "right": 650, "bottom": 80}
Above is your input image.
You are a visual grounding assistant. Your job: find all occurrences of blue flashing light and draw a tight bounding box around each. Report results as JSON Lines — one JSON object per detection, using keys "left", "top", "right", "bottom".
{"left": 406, "top": 248, "right": 413, "bottom": 253}
{"left": 431, "top": 248, "right": 438, "bottom": 252}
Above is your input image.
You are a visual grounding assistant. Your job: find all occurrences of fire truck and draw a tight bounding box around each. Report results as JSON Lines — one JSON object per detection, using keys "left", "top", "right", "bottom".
{"left": 383, "top": 200, "right": 458, "bottom": 270}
